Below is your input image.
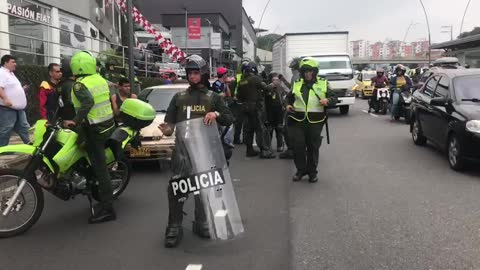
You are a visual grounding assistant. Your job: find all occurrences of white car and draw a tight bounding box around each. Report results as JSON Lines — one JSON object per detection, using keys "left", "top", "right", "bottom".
{"left": 125, "top": 84, "right": 188, "bottom": 161}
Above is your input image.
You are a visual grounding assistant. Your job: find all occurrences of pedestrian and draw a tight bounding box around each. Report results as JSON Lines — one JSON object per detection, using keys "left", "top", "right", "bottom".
{"left": 158, "top": 54, "right": 234, "bottom": 248}
{"left": 212, "top": 67, "right": 232, "bottom": 97}
{"left": 279, "top": 58, "right": 301, "bottom": 159}
{"left": 164, "top": 72, "right": 177, "bottom": 85}
{"left": 237, "top": 61, "right": 275, "bottom": 159}
{"left": 103, "top": 62, "right": 121, "bottom": 83}
{"left": 39, "top": 63, "right": 62, "bottom": 122}
{"left": 55, "top": 57, "right": 76, "bottom": 121}
{"left": 63, "top": 51, "right": 116, "bottom": 224}
{"left": 265, "top": 72, "right": 288, "bottom": 152}
{"left": 110, "top": 77, "right": 137, "bottom": 122}
{"left": 0, "top": 55, "right": 30, "bottom": 147}
{"left": 286, "top": 57, "right": 337, "bottom": 183}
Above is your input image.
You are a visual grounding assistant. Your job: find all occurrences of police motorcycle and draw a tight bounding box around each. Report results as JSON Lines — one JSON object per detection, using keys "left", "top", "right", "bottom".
{"left": 0, "top": 98, "right": 155, "bottom": 238}
{"left": 170, "top": 117, "right": 244, "bottom": 241}
{"left": 368, "top": 88, "right": 390, "bottom": 114}
{"left": 390, "top": 86, "right": 413, "bottom": 124}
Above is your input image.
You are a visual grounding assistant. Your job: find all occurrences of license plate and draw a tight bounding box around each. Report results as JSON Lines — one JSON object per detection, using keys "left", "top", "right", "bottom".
{"left": 130, "top": 147, "right": 151, "bottom": 157}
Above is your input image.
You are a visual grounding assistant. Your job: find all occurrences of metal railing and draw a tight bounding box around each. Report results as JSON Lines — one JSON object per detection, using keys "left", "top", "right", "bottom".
{"left": 1, "top": 10, "right": 175, "bottom": 77}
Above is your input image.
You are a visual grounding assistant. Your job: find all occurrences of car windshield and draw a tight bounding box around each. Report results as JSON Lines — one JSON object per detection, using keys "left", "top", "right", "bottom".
{"left": 362, "top": 73, "right": 376, "bottom": 80}
{"left": 454, "top": 75, "right": 480, "bottom": 102}
{"left": 313, "top": 56, "right": 351, "bottom": 70}
{"left": 144, "top": 90, "right": 178, "bottom": 112}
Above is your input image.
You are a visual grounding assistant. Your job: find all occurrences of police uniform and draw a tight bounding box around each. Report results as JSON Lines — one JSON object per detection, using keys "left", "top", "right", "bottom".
{"left": 236, "top": 73, "right": 273, "bottom": 157}
{"left": 163, "top": 86, "right": 234, "bottom": 246}
{"left": 71, "top": 73, "right": 116, "bottom": 212}
{"left": 286, "top": 77, "right": 337, "bottom": 181}
{"left": 230, "top": 73, "right": 245, "bottom": 144}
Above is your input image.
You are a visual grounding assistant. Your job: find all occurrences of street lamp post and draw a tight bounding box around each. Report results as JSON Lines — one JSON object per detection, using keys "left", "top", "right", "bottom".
{"left": 184, "top": 7, "right": 188, "bottom": 55}
{"left": 127, "top": 0, "right": 135, "bottom": 84}
{"left": 205, "top": 18, "right": 213, "bottom": 76}
{"left": 441, "top": 25, "right": 453, "bottom": 41}
{"left": 419, "top": 0, "right": 432, "bottom": 65}
{"left": 460, "top": 0, "right": 472, "bottom": 35}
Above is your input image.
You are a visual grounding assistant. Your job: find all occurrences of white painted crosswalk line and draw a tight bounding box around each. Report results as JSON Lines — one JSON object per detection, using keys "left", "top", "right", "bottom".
{"left": 186, "top": 264, "right": 203, "bottom": 270}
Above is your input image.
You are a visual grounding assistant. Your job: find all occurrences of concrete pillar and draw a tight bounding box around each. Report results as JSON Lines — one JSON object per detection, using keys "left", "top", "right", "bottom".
{"left": 0, "top": 0, "right": 10, "bottom": 55}
{"left": 49, "top": 7, "right": 60, "bottom": 64}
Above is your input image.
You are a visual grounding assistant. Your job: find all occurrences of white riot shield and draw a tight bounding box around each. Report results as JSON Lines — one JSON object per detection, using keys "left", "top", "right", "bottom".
{"left": 171, "top": 118, "right": 244, "bottom": 240}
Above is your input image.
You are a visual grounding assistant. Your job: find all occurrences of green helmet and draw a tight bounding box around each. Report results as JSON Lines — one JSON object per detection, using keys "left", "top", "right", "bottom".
{"left": 70, "top": 51, "right": 97, "bottom": 76}
{"left": 299, "top": 57, "right": 319, "bottom": 77}
{"left": 300, "top": 57, "right": 318, "bottom": 70}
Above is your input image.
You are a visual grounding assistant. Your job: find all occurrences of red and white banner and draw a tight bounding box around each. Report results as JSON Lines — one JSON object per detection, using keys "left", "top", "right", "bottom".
{"left": 188, "top": 18, "right": 201, "bottom": 40}
{"left": 106, "top": 0, "right": 186, "bottom": 62}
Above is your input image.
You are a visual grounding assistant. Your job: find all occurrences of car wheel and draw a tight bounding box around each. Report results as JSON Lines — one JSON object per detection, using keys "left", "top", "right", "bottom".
{"left": 448, "top": 134, "right": 465, "bottom": 171}
{"left": 340, "top": 106, "right": 350, "bottom": 115}
{"left": 411, "top": 117, "right": 427, "bottom": 146}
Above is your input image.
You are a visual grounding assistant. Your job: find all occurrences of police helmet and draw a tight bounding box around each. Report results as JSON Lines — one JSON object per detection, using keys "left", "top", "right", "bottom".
{"left": 70, "top": 51, "right": 97, "bottom": 76}
{"left": 184, "top": 54, "right": 209, "bottom": 76}
{"left": 299, "top": 57, "right": 319, "bottom": 77}
{"left": 242, "top": 61, "right": 258, "bottom": 74}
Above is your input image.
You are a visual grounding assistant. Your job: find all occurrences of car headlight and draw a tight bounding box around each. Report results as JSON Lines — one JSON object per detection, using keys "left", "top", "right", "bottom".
{"left": 346, "top": 89, "right": 355, "bottom": 97}
{"left": 466, "top": 120, "right": 480, "bottom": 134}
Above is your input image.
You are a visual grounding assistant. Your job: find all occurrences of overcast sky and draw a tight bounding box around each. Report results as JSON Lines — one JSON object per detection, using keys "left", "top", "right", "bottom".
{"left": 243, "top": 0, "right": 479, "bottom": 44}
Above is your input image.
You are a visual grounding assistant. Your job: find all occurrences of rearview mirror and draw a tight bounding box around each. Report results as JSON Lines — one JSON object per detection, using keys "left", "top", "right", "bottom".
{"left": 430, "top": 97, "right": 448, "bottom": 107}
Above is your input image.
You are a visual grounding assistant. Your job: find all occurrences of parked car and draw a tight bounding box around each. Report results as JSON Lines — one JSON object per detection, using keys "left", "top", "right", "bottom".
{"left": 410, "top": 69, "right": 480, "bottom": 171}
{"left": 125, "top": 84, "right": 187, "bottom": 162}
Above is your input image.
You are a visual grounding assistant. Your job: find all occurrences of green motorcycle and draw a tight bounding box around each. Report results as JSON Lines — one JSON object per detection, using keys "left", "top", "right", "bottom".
{"left": 0, "top": 99, "right": 155, "bottom": 238}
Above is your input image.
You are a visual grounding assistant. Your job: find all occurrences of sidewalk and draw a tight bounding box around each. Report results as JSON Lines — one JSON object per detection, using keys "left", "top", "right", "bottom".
{"left": 0, "top": 134, "right": 31, "bottom": 169}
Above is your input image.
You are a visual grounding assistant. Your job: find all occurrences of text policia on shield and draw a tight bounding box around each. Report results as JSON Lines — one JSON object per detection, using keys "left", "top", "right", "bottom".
{"left": 171, "top": 168, "right": 226, "bottom": 197}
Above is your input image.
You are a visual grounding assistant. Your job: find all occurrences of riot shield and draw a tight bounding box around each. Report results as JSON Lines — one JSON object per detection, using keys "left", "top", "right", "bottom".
{"left": 171, "top": 118, "right": 244, "bottom": 240}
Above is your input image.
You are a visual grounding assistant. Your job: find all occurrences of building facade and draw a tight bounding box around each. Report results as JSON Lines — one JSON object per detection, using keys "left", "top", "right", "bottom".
{"left": 0, "top": 0, "right": 124, "bottom": 65}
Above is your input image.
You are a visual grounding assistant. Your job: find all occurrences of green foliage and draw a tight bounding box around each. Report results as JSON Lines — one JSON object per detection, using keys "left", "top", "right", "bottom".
{"left": 257, "top": 34, "right": 282, "bottom": 51}
{"left": 97, "top": 48, "right": 123, "bottom": 67}
{"left": 458, "top": 27, "right": 480, "bottom": 39}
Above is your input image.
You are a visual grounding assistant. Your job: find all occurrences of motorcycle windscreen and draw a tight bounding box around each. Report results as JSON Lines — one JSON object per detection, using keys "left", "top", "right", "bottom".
{"left": 172, "top": 118, "right": 244, "bottom": 240}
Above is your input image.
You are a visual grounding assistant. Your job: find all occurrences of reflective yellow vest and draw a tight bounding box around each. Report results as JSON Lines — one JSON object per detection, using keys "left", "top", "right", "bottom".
{"left": 234, "top": 73, "right": 242, "bottom": 97}
{"left": 72, "top": 74, "right": 114, "bottom": 125}
{"left": 289, "top": 78, "right": 327, "bottom": 123}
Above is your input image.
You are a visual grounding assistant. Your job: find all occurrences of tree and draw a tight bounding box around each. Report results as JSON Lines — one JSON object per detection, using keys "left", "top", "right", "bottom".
{"left": 257, "top": 34, "right": 282, "bottom": 51}
{"left": 458, "top": 26, "right": 480, "bottom": 39}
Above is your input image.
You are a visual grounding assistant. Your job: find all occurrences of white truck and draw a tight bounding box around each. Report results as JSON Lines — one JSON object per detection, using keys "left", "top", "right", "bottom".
{"left": 272, "top": 32, "right": 356, "bottom": 115}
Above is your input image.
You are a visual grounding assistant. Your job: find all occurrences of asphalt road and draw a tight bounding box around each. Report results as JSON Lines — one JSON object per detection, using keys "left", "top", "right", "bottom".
{"left": 2, "top": 99, "right": 480, "bottom": 270}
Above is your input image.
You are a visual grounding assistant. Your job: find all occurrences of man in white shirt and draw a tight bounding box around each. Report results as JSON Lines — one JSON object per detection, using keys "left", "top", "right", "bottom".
{"left": 0, "top": 55, "right": 30, "bottom": 146}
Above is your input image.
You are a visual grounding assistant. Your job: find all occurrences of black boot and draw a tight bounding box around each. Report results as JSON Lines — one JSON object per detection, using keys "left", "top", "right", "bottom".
{"left": 308, "top": 174, "right": 318, "bottom": 183}
{"left": 192, "top": 221, "right": 211, "bottom": 239}
{"left": 88, "top": 205, "right": 116, "bottom": 224}
{"left": 279, "top": 149, "right": 294, "bottom": 159}
{"left": 164, "top": 225, "right": 183, "bottom": 248}
{"left": 260, "top": 150, "right": 276, "bottom": 159}
{"left": 246, "top": 147, "right": 259, "bottom": 157}
{"left": 293, "top": 172, "right": 306, "bottom": 182}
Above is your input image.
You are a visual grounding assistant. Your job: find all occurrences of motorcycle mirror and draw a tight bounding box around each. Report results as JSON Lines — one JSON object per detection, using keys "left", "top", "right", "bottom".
{"left": 430, "top": 97, "right": 448, "bottom": 107}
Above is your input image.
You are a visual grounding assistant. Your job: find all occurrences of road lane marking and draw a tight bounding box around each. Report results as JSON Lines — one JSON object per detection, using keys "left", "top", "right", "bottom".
{"left": 186, "top": 264, "right": 203, "bottom": 270}
{"left": 362, "top": 110, "right": 379, "bottom": 118}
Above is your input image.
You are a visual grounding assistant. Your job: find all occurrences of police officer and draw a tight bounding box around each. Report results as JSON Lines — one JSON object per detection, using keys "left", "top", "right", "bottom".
{"left": 230, "top": 59, "right": 250, "bottom": 144}
{"left": 237, "top": 61, "right": 275, "bottom": 159}
{"left": 286, "top": 58, "right": 337, "bottom": 183}
{"left": 279, "top": 58, "right": 301, "bottom": 159}
{"left": 55, "top": 56, "right": 76, "bottom": 122}
{"left": 158, "top": 55, "right": 234, "bottom": 248}
{"left": 63, "top": 51, "right": 116, "bottom": 223}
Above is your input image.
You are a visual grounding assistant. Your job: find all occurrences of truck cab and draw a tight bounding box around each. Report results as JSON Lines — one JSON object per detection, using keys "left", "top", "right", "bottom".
{"left": 306, "top": 54, "right": 356, "bottom": 115}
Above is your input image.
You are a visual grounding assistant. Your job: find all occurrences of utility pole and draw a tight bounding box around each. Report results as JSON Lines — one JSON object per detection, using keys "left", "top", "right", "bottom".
{"left": 441, "top": 25, "right": 453, "bottom": 41}
{"left": 419, "top": 0, "right": 432, "bottom": 65}
{"left": 127, "top": 0, "right": 135, "bottom": 84}
{"left": 205, "top": 18, "right": 213, "bottom": 76}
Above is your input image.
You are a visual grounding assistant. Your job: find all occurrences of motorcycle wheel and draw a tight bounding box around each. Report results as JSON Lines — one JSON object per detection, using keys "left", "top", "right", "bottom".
{"left": 0, "top": 169, "right": 44, "bottom": 238}
{"left": 380, "top": 101, "right": 388, "bottom": 115}
{"left": 92, "top": 158, "right": 131, "bottom": 202}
